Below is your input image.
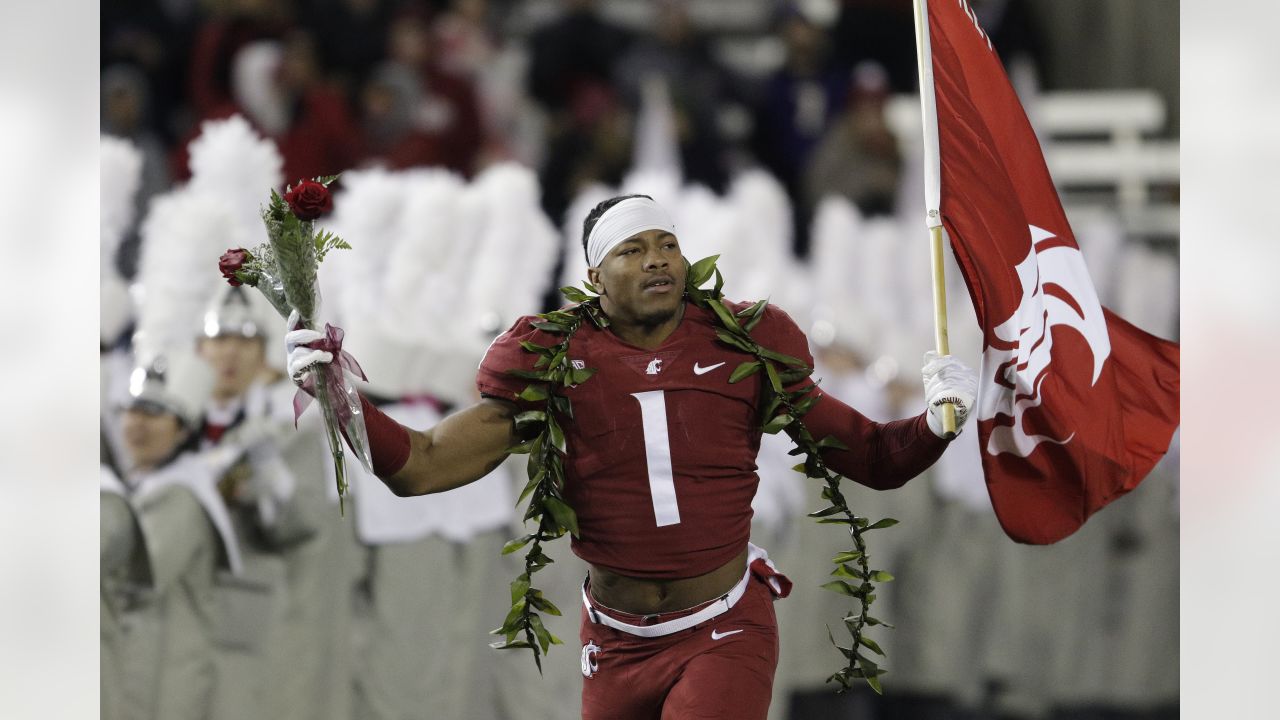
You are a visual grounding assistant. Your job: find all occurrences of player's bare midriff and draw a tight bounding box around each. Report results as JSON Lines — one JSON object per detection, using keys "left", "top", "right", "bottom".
{"left": 587, "top": 546, "right": 750, "bottom": 616}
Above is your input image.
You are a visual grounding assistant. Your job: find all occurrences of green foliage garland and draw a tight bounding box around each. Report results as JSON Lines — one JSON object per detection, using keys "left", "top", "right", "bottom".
{"left": 489, "top": 294, "right": 607, "bottom": 671}
{"left": 497, "top": 256, "right": 897, "bottom": 693}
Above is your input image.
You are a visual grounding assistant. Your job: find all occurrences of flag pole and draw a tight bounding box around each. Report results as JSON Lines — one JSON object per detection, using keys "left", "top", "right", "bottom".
{"left": 913, "top": 0, "right": 957, "bottom": 438}
{"left": 928, "top": 226, "right": 957, "bottom": 436}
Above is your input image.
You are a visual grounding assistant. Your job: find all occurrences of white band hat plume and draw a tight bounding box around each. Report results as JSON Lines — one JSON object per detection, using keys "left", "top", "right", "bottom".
{"left": 585, "top": 196, "right": 677, "bottom": 267}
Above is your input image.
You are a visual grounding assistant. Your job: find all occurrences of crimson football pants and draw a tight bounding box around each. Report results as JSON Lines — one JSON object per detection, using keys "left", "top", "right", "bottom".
{"left": 578, "top": 573, "right": 780, "bottom": 720}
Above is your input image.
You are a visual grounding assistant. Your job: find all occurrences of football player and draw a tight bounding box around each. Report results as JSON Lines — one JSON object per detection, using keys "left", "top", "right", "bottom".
{"left": 286, "top": 194, "right": 977, "bottom": 719}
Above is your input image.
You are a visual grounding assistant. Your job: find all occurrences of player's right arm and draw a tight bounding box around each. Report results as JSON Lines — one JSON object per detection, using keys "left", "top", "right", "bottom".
{"left": 284, "top": 314, "right": 545, "bottom": 498}
{"left": 378, "top": 397, "right": 519, "bottom": 496}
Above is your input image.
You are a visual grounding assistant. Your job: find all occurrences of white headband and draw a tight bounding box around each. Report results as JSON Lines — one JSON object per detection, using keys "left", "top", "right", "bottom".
{"left": 585, "top": 197, "right": 677, "bottom": 267}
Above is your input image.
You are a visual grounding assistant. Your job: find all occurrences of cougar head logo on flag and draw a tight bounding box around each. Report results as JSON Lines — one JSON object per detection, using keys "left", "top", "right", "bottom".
{"left": 920, "top": 0, "right": 1179, "bottom": 543}
{"left": 977, "top": 225, "right": 1111, "bottom": 458}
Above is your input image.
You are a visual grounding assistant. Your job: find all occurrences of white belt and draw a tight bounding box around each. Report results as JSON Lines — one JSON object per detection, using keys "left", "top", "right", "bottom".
{"left": 582, "top": 565, "right": 751, "bottom": 638}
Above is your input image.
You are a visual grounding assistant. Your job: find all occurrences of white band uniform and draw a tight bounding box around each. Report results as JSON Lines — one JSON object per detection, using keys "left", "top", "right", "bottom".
{"left": 585, "top": 196, "right": 678, "bottom": 268}
{"left": 582, "top": 543, "right": 775, "bottom": 638}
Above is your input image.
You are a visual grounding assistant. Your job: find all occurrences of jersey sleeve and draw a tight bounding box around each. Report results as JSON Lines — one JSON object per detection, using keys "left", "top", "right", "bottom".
{"left": 746, "top": 303, "right": 817, "bottom": 385}
{"left": 475, "top": 315, "right": 554, "bottom": 402}
{"left": 751, "top": 302, "right": 948, "bottom": 489}
{"left": 801, "top": 392, "right": 947, "bottom": 490}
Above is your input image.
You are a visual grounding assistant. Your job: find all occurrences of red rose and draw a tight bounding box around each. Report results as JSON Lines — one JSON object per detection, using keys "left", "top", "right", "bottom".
{"left": 219, "top": 248, "right": 251, "bottom": 286}
{"left": 284, "top": 179, "right": 333, "bottom": 220}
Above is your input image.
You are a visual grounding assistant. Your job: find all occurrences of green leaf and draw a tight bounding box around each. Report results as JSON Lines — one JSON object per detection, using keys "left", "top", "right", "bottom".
{"left": 584, "top": 304, "right": 610, "bottom": 328}
{"left": 531, "top": 320, "right": 569, "bottom": 333}
{"left": 527, "top": 593, "right": 562, "bottom": 616}
{"left": 859, "top": 636, "right": 886, "bottom": 656}
{"left": 688, "top": 255, "right": 719, "bottom": 287}
{"left": 817, "top": 517, "right": 855, "bottom": 525}
{"left": 713, "top": 328, "right": 755, "bottom": 354}
{"left": 519, "top": 340, "right": 550, "bottom": 354}
{"left": 865, "top": 518, "right": 900, "bottom": 531}
{"left": 567, "top": 367, "right": 596, "bottom": 385}
{"left": 866, "top": 674, "right": 884, "bottom": 695}
{"left": 495, "top": 598, "right": 527, "bottom": 634}
{"left": 790, "top": 463, "right": 807, "bottom": 474}
{"left": 804, "top": 458, "right": 828, "bottom": 479}
{"left": 527, "top": 547, "right": 555, "bottom": 571}
{"left": 502, "top": 534, "right": 537, "bottom": 555}
{"left": 762, "top": 413, "right": 793, "bottom": 435}
{"left": 583, "top": 281, "right": 600, "bottom": 294}
{"left": 490, "top": 640, "right": 534, "bottom": 650}
{"left": 708, "top": 299, "right": 742, "bottom": 331}
{"left": 550, "top": 394, "right": 572, "bottom": 418}
{"left": 827, "top": 669, "right": 855, "bottom": 690}
{"left": 864, "top": 616, "right": 895, "bottom": 629}
{"left": 518, "top": 385, "right": 549, "bottom": 402}
{"left": 871, "top": 571, "right": 894, "bottom": 583}
{"left": 825, "top": 626, "right": 855, "bottom": 659}
{"left": 793, "top": 395, "right": 819, "bottom": 416}
{"left": 816, "top": 435, "right": 851, "bottom": 452}
{"left": 548, "top": 419, "right": 566, "bottom": 452}
{"left": 538, "top": 525, "right": 567, "bottom": 542}
{"left": 529, "top": 613, "right": 553, "bottom": 653}
{"left": 508, "top": 369, "right": 551, "bottom": 382}
{"left": 820, "top": 580, "right": 859, "bottom": 597}
{"left": 757, "top": 346, "right": 807, "bottom": 368}
{"left": 728, "top": 361, "right": 763, "bottom": 384}
{"left": 514, "top": 410, "right": 547, "bottom": 430}
{"left": 760, "top": 394, "right": 783, "bottom": 424}
{"left": 829, "top": 564, "right": 861, "bottom": 579}
{"left": 807, "top": 505, "right": 843, "bottom": 518}
{"left": 735, "top": 298, "right": 767, "bottom": 320}
{"left": 542, "top": 496, "right": 580, "bottom": 537}
{"left": 739, "top": 298, "right": 769, "bottom": 332}
{"left": 560, "top": 286, "right": 592, "bottom": 303}
{"left": 778, "top": 367, "right": 814, "bottom": 384}
{"left": 510, "top": 575, "right": 531, "bottom": 604}
{"left": 763, "top": 362, "right": 784, "bottom": 393}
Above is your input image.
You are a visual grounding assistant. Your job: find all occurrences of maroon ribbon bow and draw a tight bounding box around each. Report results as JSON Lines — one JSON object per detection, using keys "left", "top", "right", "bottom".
{"left": 292, "top": 324, "right": 368, "bottom": 439}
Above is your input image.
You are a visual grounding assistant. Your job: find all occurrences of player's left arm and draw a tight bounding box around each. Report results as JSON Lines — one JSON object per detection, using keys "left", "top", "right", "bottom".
{"left": 794, "top": 351, "right": 976, "bottom": 489}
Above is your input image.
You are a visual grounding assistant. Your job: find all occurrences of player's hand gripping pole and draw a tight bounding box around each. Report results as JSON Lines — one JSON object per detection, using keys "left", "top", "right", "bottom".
{"left": 928, "top": 225, "right": 958, "bottom": 439}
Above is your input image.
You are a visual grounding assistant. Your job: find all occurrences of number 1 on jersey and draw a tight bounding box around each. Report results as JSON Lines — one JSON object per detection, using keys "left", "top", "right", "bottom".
{"left": 630, "top": 391, "right": 681, "bottom": 527}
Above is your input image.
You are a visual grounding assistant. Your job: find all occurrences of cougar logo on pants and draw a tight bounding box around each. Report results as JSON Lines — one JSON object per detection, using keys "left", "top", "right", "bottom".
{"left": 581, "top": 641, "right": 601, "bottom": 678}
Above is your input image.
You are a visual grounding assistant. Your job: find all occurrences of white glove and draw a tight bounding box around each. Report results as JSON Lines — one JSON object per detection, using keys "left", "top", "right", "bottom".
{"left": 921, "top": 351, "right": 977, "bottom": 438}
{"left": 285, "top": 309, "right": 332, "bottom": 386}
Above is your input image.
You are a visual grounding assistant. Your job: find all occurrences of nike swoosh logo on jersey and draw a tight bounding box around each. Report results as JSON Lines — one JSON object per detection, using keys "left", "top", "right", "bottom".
{"left": 710, "top": 628, "right": 743, "bottom": 640}
{"left": 693, "top": 362, "right": 726, "bottom": 375}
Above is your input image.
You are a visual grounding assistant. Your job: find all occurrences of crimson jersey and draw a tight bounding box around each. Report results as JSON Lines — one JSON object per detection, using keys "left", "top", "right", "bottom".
{"left": 477, "top": 300, "right": 946, "bottom": 579}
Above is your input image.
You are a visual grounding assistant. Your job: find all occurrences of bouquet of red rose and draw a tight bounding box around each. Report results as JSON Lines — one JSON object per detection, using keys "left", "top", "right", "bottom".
{"left": 218, "top": 176, "right": 371, "bottom": 512}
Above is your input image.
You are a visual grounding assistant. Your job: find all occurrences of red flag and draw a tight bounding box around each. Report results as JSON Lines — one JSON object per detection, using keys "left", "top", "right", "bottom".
{"left": 916, "top": 0, "right": 1179, "bottom": 543}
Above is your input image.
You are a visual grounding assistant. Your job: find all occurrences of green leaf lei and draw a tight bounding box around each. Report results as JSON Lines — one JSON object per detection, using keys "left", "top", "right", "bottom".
{"left": 495, "top": 255, "right": 898, "bottom": 693}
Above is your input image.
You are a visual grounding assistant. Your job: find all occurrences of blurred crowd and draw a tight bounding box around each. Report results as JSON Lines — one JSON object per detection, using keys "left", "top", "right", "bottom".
{"left": 100, "top": 2, "right": 1178, "bottom": 720}
{"left": 103, "top": 0, "right": 1052, "bottom": 273}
